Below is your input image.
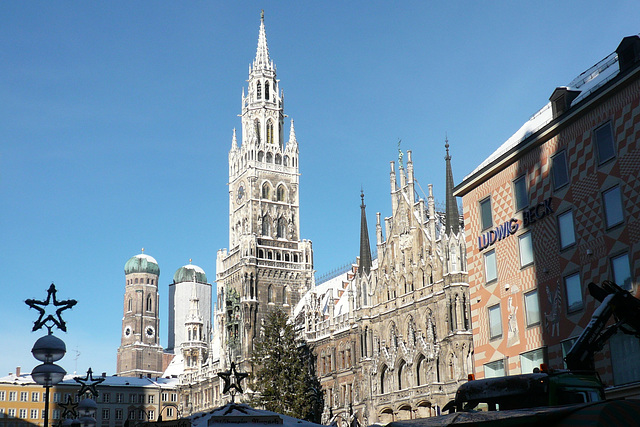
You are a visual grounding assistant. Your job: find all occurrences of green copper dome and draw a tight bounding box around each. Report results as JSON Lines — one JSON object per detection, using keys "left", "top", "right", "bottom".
{"left": 124, "top": 253, "right": 160, "bottom": 276}
{"left": 173, "top": 264, "right": 207, "bottom": 284}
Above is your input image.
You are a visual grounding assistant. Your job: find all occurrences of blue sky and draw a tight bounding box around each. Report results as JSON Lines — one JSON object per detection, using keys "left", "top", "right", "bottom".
{"left": 1, "top": 1, "right": 638, "bottom": 377}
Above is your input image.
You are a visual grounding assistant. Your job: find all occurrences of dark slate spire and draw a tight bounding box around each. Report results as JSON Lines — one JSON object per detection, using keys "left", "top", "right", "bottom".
{"left": 445, "top": 137, "right": 460, "bottom": 235}
{"left": 358, "top": 190, "right": 372, "bottom": 276}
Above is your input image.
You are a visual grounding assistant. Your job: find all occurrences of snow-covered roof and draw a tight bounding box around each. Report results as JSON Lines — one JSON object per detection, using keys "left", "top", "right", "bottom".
{"left": 189, "top": 403, "right": 322, "bottom": 427}
{"left": 0, "top": 373, "right": 178, "bottom": 388}
{"left": 465, "top": 51, "right": 620, "bottom": 180}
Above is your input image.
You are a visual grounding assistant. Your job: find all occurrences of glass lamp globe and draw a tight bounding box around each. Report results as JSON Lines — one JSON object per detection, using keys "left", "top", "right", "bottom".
{"left": 31, "top": 363, "right": 66, "bottom": 386}
{"left": 32, "top": 334, "right": 66, "bottom": 363}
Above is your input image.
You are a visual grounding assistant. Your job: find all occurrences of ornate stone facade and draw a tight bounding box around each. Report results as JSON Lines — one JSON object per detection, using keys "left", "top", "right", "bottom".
{"left": 296, "top": 149, "right": 472, "bottom": 425}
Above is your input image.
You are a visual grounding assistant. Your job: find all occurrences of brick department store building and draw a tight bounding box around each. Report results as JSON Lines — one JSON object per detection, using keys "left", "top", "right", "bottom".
{"left": 454, "top": 36, "right": 640, "bottom": 398}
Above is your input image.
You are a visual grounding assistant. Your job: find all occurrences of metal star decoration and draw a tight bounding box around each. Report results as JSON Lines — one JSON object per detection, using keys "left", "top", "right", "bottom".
{"left": 59, "top": 395, "right": 78, "bottom": 419}
{"left": 25, "top": 284, "right": 77, "bottom": 332}
{"left": 217, "top": 362, "right": 248, "bottom": 403}
{"left": 74, "top": 368, "right": 105, "bottom": 398}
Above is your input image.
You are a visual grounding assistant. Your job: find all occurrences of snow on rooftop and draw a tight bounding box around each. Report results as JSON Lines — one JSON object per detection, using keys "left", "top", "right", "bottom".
{"left": 465, "top": 51, "right": 620, "bottom": 180}
{"left": 189, "top": 403, "right": 323, "bottom": 427}
{"left": 134, "top": 253, "right": 158, "bottom": 264}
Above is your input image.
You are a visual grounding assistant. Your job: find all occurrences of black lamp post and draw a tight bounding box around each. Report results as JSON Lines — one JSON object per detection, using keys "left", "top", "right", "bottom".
{"left": 26, "top": 284, "right": 77, "bottom": 427}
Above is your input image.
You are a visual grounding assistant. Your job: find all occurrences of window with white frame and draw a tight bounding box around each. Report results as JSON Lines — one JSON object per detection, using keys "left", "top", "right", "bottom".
{"left": 0, "top": 391, "right": 5, "bottom": 401}
{"left": 602, "top": 185, "right": 624, "bottom": 228}
{"left": 524, "top": 290, "right": 541, "bottom": 326}
{"left": 8, "top": 409, "right": 16, "bottom": 417}
{"left": 161, "top": 392, "right": 168, "bottom": 401}
{"left": 19, "top": 409, "right": 27, "bottom": 419}
{"left": 31, "top": 392, "right": 38, "bottom": 402}
{"left": 488, "top": 304, "right": 502, "bottom": 339}
{"left": 30, "top": 409, "right": 38, "bottom": 419}
{"left": 148, "top": 410, "right": 155, "bottom": 421}
{"left": 513, "top": 175, "right": 529, "bottom": 211}
{"left": 564, "top": 273, "right": 583, "bottom": 312}
{"left": 115, "top": 409, "right": 123, "bottom": 420}
{"left": 102, "top": 393, "right": 110, "bottom": 403}
{"left": 166, "top": 408, "right": 174, "bottom": 417}
{"left": 171, "top": 393, "right": 177, "bottom": 402}
{"left": 480, "top": 197, "right": 493, "bottom": 230}
{"left": 148, "top": 395, "right": 154, "bottom": 404}
{"left": 520, "top": 348, "right": 545, "bottom": 374}
{"left": 20, "top": 392, "right": 27, "bottom": 402}
{"left": 102, "top": 409, "right": 110, "bottom": 420}
{"left": 484, "top": 359, "right": 505, "bottom": 378}
{"left": 558, "top": 210, "right": 576, "bottom": 249}
{"left": 611, "top": 252, "right": 632, "bottom": 290}
{"left": 9, "top": 391, "right": 16, "bottom": 401}
{"left": 519, "top": 232, "right": 534, "bottom": 267}
{"left": 551, "top": 150, "right": 569, "bottom": 190}
{"left": 484, "top": 249, "right": 497, "bottom": 283}
{"left": 594, "top": 122, "right": 615, "bottom": 165}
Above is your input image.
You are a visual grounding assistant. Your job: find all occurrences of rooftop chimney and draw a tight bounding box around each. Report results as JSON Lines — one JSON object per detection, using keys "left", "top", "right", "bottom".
{"left": 16, "top": 367, "right": 21, "bottom": 377}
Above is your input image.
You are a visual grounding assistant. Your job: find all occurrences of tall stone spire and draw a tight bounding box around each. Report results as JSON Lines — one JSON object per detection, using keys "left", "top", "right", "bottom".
{"left": 358, "top": 190, "right": 372, "bottom": 276}
{"left": 253, "top": 10, "right": 272, "bottom": 71}
{"left": 444, "top": 136, "right": 460, "bottom": 235}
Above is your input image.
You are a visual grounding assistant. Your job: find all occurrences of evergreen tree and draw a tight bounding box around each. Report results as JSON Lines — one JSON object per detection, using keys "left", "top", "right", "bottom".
{"left": 250, "top": 309, "right": 323, "bottom": 422}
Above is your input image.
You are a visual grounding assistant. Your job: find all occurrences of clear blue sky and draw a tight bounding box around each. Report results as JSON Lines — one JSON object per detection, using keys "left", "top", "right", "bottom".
{"left": 1, "top": 1, "right": 638, "bottom": 377}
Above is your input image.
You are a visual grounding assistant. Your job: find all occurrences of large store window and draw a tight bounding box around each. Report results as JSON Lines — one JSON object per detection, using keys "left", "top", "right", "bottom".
{"left": 524, "top": 290, "right": 540, "bottom": 327}
{"left": 558, "top": 210, "right": 576, "bottom": 249}
{"left": 520, "top": 348, "right": 545, "bottom": 374}
{"left": 611, "top": 252, "right": 632, "bottom": 290}
{"left": 551, "top": 150, "right": 569, "bottom": 190}
{"left": 484, "top": 249, "right": 497, "bottom": 283}
{"left": 488, "top": 304, "right": 502, "bottom": 340}
{"left": 602, "top": 185, "right": 624, "bottom": 228}
{"left": 564, "top": 272, "right": 583, "bottom": 313}
{"left": 594, "top": 122, "right": 615, "bottom": 165}
{"left": 484, "top": 359, "right": 505, "bottom": 378}
{"left": 480, "top": 197, "right": 493, "bottom": 230}
{"left": 610, "top": 329, "right": 640, "bottom": 385}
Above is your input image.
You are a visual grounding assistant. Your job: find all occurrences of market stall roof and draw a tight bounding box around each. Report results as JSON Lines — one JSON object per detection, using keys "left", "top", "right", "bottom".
{"left": 189, "top": 403, "right": 323, "bottom": 427}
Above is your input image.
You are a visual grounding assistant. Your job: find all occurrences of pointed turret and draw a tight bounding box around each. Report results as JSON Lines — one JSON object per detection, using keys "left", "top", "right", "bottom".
{"left": 288, "top": 119, "right": 297, "bottom": 144}
{"left": 253, "top": 10, "right": 272, "bottom": 72}
{"left": 231, "top": 128, "right": 238, "bottom": 150}
{"left": 358, "top": 191, "right": 372, "bottom": 276}
{"left": 444, "top": 137, "right": 460, "bottom": 235}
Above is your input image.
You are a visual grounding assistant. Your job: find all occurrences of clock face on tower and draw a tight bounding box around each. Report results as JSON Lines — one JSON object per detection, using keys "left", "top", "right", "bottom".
{"left": 237, "top": 185, "right": 245, "bottom": 202}
{"left": 124, "top": 326, "right": 132, "bottom": 337}
{"left": 146, "top": 326, "right": 155, "bottom": 338}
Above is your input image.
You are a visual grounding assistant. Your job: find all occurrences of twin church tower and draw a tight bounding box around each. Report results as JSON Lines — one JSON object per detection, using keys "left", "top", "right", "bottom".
{"left": 116, "top": 13, "right": 314, "bottom": 378}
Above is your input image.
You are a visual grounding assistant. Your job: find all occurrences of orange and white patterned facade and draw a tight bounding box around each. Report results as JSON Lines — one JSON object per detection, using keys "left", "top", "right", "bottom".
{"left": 454, "top": 36, "right": 640, "bottom": 396}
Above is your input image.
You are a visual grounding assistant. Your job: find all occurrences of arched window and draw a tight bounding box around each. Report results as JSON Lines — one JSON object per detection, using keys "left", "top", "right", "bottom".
{"left": 257, "top": 81, "right": 262, "bottom": 99}
{"left": 283, "top": 286, "right": 288, "bottom": 305}
{"left": 265, "top": 81, "right": 270, "bottom": 100}
{"left": 258, "top": 249, "right": 264, "bottom": 258}
{"left": 284, "top": 253, "right": 290, "bottom": 262}
{"left": 416, "top": 355, "right": 425, "bottom": 386}
{"left": 254, "top": 119, "right": 261, "bottom": 143}
{"left": 268, "top": 285, "right": 273, "bottom": 303}
{"left": 275, "top": 154, "right": 282, "bottom": 165}
{"left": 262, "top": 215, "right": 270, "bottom": 236}
{"left": 258, "top": 151, "right": 264, "bottom": 162}
{"left": 277, "top": 185, "right": 285, "bottom": 201}
{"left": 380, "top": 365, "right": 388, "bottom": 394}
{"left": 267, "top": 120, "right": 274, "bottom": 144}
{"left": 262, "top": 183, "right": 271, "bottom": 199}
{"left": 283, "top": 155, "right": 289, "bottom": 166}
{"left": 266, "top": 152, "right": 273, "bottom": 163}
{"left": 135, "top": 278, "right": 138, "bottom": 284}
{"left": 146, "top": 295, "right": 153, "bottom": 312}
{"left": 127, "top": 298, "right": 132, "bottom": 312}
{"left": 277, "top": 217, "right": 286, "bottom": 238}
{"left": 398, "top": 360, "right": 406, "bottom": 390}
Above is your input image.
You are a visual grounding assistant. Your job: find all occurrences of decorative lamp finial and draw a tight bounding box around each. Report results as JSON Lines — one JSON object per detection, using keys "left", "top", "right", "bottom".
{"left": 25, "top": 284, "right": 77, "bottom": 333}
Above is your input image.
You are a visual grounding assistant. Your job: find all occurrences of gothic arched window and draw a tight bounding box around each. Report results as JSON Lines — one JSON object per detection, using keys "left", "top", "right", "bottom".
{"left": 283, "top": 286, "right": 288, "bottom": 305}
{"left": 127, "top": 298, "right": 132, "bottom": 312}
{"left": 262, "top": 214, "right": 270, "bottom": 236}
{"left": 277, "top": 185, "right": 285, "bottom": 202}
{"left": 265, "top": 81, "right": 270, "bottom": 100}
{"left": 268, "top": 285, "right": 273, "bottom": 303}
{"left": 257, "top": 81, "right": 262, "bottom": 99}
{"left": 416, "top": 355, "right": 426, "bottom": 386}
{"left": 266, "top": 152, "right": 273, "bottom": 163}
{"left": 275, "top": 154, "right": 282, "bottom": 165}
{"left": 398, "top": 360, "right": 406, "bottom": 390}
{"left": 380, "top": 365, "right": 388, "bottom": 394}
{"left": 262, "top": 182, "right": 271, "bottom": 199}
{"left": 146, "top": 295, "right": 152, "bottom": 312}
{"left": 267, "top": 120, "right": 274, "bottom": 144}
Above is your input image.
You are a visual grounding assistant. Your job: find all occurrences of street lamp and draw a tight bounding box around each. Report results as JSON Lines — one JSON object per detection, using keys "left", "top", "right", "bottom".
{"left": 26, "top": 284, "right": 77, "bottom": 427}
